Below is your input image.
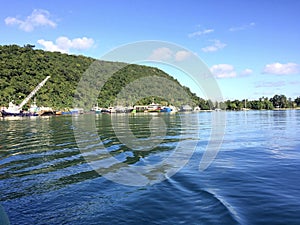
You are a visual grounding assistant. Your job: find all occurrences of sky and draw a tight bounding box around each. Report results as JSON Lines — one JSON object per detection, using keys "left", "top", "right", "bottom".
{"left": 1, "top": 0, "right": 300, "bottom": 100}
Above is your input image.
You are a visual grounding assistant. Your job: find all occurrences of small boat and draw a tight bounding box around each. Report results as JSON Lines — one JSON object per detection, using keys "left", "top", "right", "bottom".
{"left": 180, "top": 105, "right": 193, "bottom": 112}
{"left": 115, "top": 106, "right": 133, "bottom": 113}
{"left": 160, "top": 106, "right": 172, "bottom": 113}
{"left": 61, "top": 111, "right": 72, "bottom": 115}
{"left": 70, "top": 108, "right": 84, "bottom": 114}
{"left": 169, "top": 105, "right": 178, "bottom": 113}
{"left": 55, "top": 111, "right": 62, "bottom": 115}
{"left": 133, "top": 105, "right": 148, "bottom": 113}
{"left": 91, "top": 104, "right": 102, "bottom": 114}
{"left": 147, "top": 103, "right": 162, "bottom": 112}
{"left": 108, "top": 107, "right": 116, "bottom": 113}
{"left": 100, "top": 108, "right": 111, "bottom": 114}
{"left": 36, "top": 106, "right": 54, "bottom": 116}
{"left": 61, "top": 108, "right": 84, "bottom": 115}
{"left": 194, "top": 106, "right": 201, "bottom": 111}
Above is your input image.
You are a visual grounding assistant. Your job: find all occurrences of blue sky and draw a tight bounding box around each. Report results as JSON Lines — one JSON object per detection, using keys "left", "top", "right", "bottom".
{"left": 1, "top": 0, "right": 300, "bottom": 100}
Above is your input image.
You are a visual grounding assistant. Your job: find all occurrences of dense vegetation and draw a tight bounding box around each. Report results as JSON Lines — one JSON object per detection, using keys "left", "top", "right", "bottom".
{"left": 0, "top": 44, "right": 199, "bottom": 109}
{"left": 222, "top": 95, "right": 300, "bottom": 110}
{"left": 0, "top": 44, "right": 299, "bottom": 111}
{"left": 0, "top": 44, "right": 94, "bottom": 109}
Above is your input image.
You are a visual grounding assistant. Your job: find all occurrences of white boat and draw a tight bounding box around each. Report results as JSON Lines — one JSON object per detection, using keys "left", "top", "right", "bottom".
{"left": 180, "top": 105, "right": 193, "bottom": 112}
{"left": 70, "top": 108, "right": 84, "bottom": 114}
{"left": 1, "top": 76, "right": 51, "bottom": 117}
{"left": 115, "top": 106, "right": 132, "bottom": 113}
{"left": 194, "top": 106, "right": 201, "bottom": 111}
{"left": 108, "top": 107, "right": 116, "bottom": 113}
{"left": 3, "top": 102, "right": 20, "bottom": 114}
{"left": 91, "top": 104, "right": 102, "bottom": 114}
{"left": 169, "top": 105, "right": 178, "bottom": 112}
{"left": 147, "top": 103, "right": 162, "bottom": 112}
{"left": 133, "top": 105, "right": 148, "bottom": 112}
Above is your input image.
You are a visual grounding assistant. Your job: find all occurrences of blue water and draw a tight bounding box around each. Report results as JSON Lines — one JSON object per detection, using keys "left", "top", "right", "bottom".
{"left": 1, "top": 110, "right": 300, "bottom": 224}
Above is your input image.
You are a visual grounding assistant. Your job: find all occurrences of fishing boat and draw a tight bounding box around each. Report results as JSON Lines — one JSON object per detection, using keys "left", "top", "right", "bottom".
{"left": 115, "top": 106, "right": 133, "bottom": 113}
{"left": 100, "top": 108, "right": 111, "bottom": 114}
{"left": 70, "top": 108, "right": 84, "bottom": 114}
{"left": 1, "top": 102, "right": 39, "bottom": 116}
{"left": 193, "top": 106, "right": 201, "bottom": 111}
{"left": 133, "top": 105, "right": 148, "bottom": 113}
{"left": 38, "top": 106, "right": 55, "bottom": 116}
{"left": 160, "top": 106, "right": 172, "bottom": 112}
{"left": 91, "top": 104, "right": 102, "bottom": 114}
{"left": 108, "top": 107, "right": 116, "bottom": 113}
{"left": 180, "top": 104, "right": 193, "bottom": 112}
{"left": 1, "top": 76, "right": 51, "bottom": 117}
{"left": 146, "top": 103, "right": 162, "bottom": 112}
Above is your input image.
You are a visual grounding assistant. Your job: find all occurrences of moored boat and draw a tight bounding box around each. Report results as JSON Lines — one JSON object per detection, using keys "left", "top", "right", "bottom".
{"left": 91, "top": 104, "right": 102, "bottom": 114}
{"left": 180, "top": 104, "right": 193, "bottom": 112}
{"left": 133, "top": 105, "right": 148, "bottom": 113}
{"left": 100, "top": 108, "right": 111, "bottom": 114}
{"left": 1, "top": 76, "right": 51, "bottom": 117}
{"left": 70, "top": 108, "right": 84, "bottom": 114}
{"left": 160, "top": 106, "right": 172, "bottom": 112}
{"left": 147, "top": 103, "right": 162, "bottom": 112}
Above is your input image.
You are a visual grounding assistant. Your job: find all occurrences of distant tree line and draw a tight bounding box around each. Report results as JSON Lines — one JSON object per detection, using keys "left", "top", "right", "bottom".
{"left": 196, "top": 94, "right": 300, "bottom": 110}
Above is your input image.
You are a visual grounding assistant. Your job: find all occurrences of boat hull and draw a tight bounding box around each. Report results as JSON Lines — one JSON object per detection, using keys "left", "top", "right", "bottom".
{"left": 160, "top": 107, "right": 172, "bottom": 112}
{"left": 1, "top": 110, "right": 38, "bottom": 117}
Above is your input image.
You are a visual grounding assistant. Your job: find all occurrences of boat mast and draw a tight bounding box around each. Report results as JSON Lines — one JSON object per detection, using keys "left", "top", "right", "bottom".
{"left": 18, "top": 76, "right": 51, "bottom": 110}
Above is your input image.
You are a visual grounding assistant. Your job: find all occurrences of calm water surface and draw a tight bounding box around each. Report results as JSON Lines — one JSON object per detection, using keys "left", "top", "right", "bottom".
{"left": 1, "top": 110, "right": 300, "bottom": 224}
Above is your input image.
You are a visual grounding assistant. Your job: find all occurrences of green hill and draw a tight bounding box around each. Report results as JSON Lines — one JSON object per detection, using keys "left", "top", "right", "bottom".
{"left": 0, "top": 44, "right": 201, "bottom": 110}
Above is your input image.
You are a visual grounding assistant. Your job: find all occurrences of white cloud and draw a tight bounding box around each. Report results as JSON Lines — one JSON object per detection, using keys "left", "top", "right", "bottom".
{"left": 175, "top": 50, "right": 192, "bottom": 62}
{"left": 210, "top": 64, "right": 237, "bottom": 78}
{"left": 5, "top": 9, "right": 56, "bottom": 32}
{"left": 148, "top": 48, "right": 194, "bottom": 62}
{"left": 229, "top": 22, "right": 255, "bottom": 32}
{"left": 202, "top": 40, "right": 226, "bottom": 52}
{"left": 37, "top": 39, "right": 66, "bottom": 53}
{"left": 240, "top": 68, "right": 253, "bottom": 76}
{"left": 211, "top": 64, "right": 253, "bottom": 78}
{"left": 263, "top": 62, "right": 300, "bottom": 75}
{"left": 255, "top": 81, "right": 285, "bottom": 88}
{"left": 188, "top": 29, "right": 214, "bottom": 38}
{"left": 71, "top": 37, "right": 95, "bottom": 49}
{"left": 37, "top": 36, "right": 94, "bottom": 53}
{"left": 148, "top": 47, "right": 173, "bottom": 61}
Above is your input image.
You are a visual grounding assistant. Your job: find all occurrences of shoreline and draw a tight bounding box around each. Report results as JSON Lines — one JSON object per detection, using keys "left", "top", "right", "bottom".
{"left": 2, "top": 108, "right": 300, "bottom": 119}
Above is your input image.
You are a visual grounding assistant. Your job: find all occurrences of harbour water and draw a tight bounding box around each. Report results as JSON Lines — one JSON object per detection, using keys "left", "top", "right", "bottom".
{"left": 1, "top": 110, "right": 300, "bottom": 224}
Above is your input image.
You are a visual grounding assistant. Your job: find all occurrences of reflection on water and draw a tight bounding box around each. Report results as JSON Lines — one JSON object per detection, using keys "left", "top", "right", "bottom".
{"left": 1, "top": 111, "right": 300, "bottom": 224}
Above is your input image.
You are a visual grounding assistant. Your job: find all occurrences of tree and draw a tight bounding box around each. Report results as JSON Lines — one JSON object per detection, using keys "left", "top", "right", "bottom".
{"left": 270, "top": 94, "right": 287, "bottom": 108}
{"left": 295, "top": 97, "right": 300, "bottom": 107}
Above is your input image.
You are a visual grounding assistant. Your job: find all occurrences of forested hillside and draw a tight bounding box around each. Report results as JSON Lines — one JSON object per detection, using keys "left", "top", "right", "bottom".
{"left": 1, "top": 44, "right": 299, "bottom": 111}
{"left": 0, "top": 44, "right": 200, "bottom": 109}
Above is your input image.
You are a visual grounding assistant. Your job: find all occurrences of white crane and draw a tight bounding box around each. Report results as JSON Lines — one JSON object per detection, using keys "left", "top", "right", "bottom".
{"left": 3, "top": 76, "right": 51, "bottom": 114}
{"left": 18, "top": 76, "right": 51, "bottom": 109}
